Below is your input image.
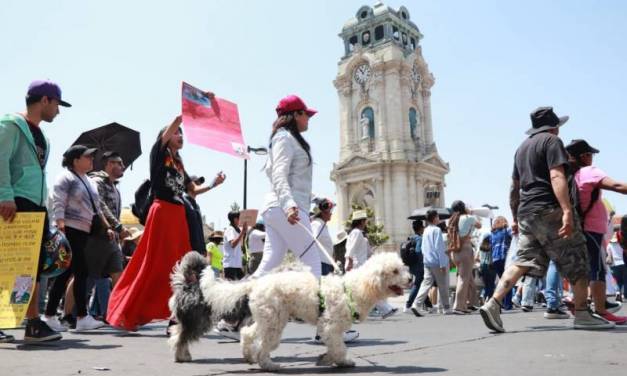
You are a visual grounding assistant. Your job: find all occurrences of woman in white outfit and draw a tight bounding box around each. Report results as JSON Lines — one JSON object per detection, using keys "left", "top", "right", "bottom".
{"left": 252, "top": 95, "right": 322, "bottom": 278}
{"left": 345, "top": 210, "right": 397, "bottom": 318}
{"left": 310, "top": 198, "right": 336, "bottom": 276}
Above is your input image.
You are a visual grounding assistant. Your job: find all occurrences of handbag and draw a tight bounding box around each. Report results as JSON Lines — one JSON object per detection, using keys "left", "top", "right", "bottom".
{"left": 71, "top": 171, "right": 109, "bottom": 237}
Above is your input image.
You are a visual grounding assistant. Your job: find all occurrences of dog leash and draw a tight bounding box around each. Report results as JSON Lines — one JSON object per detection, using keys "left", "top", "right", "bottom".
{"left": 295, "top": 221, "right": 340, "bottom": 273}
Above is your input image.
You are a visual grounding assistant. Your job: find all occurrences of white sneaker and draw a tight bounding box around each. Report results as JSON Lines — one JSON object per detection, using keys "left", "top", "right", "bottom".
{"left": 342, "top": 330, "right": 359, "bottom": 343}
{"left": 75, "top": 315, "right": 106, "bottom": 331}
{"left": 381, "top": 308, "right": 398, "bottom": 319}
{"left": 41, "top": 316, "right": 68, "bottom": 332}
{"left": 213, "top": 327, "right": 240, "bottom": 341}
{"left": 403, "top": 307, "right": 414, "bottom": 315}
{"left": 312, "top": 330, "right": 359, "bottom": 344}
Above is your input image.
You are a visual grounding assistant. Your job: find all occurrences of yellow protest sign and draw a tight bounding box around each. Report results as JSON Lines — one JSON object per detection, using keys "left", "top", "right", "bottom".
{"left": 0, "top": 212, "right": 45, "bottom": 329}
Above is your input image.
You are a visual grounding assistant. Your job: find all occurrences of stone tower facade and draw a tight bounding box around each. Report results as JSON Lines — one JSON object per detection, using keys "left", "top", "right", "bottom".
{"left": 330, "top": 3, "right": 449, "bottom": 250}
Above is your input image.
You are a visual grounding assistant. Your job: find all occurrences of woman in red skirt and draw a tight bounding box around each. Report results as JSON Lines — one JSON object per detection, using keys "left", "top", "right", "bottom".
{"left": 107, "top": 108, "right": 224, "bottom": 331}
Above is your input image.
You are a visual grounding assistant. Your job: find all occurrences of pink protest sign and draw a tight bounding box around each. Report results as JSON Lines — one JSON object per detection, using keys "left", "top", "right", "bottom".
{"left": 181, "top": 82, "right": 248, "bottom": 159}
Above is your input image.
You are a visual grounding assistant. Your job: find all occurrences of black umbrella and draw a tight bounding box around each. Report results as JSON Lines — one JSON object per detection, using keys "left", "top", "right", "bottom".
{"left": 407, "top": 206, "right": 452, "bottom": 221}
{"left": 73, "top": 122, "right": 141, "bottom": 171}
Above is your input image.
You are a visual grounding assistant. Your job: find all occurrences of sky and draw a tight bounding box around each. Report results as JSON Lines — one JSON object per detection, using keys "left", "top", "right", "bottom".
{"left": 1, "top": 0, "right": 626, "bottom": 231}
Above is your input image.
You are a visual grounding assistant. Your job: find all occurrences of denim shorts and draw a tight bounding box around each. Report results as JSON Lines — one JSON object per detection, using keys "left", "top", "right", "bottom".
{"left": 515, "top": 207, "right": 589, "bottom": 283}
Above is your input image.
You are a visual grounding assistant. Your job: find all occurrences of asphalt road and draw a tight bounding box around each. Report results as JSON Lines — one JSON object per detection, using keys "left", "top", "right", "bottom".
{"left": 2, "top": 295, "right": 626, "bottom": 376}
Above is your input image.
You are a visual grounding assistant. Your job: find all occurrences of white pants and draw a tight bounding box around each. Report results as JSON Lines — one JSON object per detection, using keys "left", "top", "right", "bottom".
{"left": 252, "top": 207, "right": 322, "bottom": 279}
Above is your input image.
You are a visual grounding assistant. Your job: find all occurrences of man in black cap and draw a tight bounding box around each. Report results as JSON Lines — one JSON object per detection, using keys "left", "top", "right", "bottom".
{"left": 82, "top": 151, "right": 129, "bottom": 322}
{"left": 479, "top": 106, "right": 613, "bottom": 332}
{"left": 566, "top": 139, "right": 627, "bottom": 324}
{"left": 0, "top": 80, "right": 71, "bottom": 343}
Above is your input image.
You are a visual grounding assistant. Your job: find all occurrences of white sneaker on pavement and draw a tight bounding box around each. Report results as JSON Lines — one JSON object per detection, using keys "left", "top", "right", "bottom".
{"left": 75, "top": 315, "right": 106, "bottom": 331}
{"left": 312, "top": 330, "right": 359, "bottom": 344}
{"left": 41, "top": 315, "right": 68, "bottom": 332}
{"left": 343, "top": 330, "right": 359, "bottom": 342}
{"left": 381, "top": 308, "right": 398, "bottom": 319}
{"left": 573, "top": 309, "right": 615, "bottom": 330}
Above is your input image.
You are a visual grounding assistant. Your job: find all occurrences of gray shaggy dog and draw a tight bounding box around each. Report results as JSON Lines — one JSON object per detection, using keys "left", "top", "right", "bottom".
{"left": 169, "top": 250, "right": 412, "bottom": 371}
{"left": 168, "top": 252, "right": 252, "bottom": 362}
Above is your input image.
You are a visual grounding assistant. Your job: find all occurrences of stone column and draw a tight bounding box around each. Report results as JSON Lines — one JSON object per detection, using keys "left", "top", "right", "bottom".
{"left": 409, "top": 166, "right": 418, "bottom": 211}
{"left": 391, "top": 163, "right": 408, "bottom": 243}
{"left": 384, "top": 63, "right": 403, "bottom": 159}
{"left": 336, "top": 181, "right": 349, "bottom": 229}
{"left": 337, "top": 86, "right": 353, "bottom": 161}
{"left": 383, "top": 163, "right": 393, "bottom": 239}
{"left": 422, "top": 89, "right": 434, "bottom": 146}
{"left": 374, "top": 177, "right": 385, "bottom": 225}
{"left": 416, "top": 177, "right": 425, "bottom": 208}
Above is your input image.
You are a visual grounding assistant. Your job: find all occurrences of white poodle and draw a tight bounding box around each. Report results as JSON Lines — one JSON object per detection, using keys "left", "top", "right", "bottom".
{"left": 168, "top": 251, "right": 412, "bottom": 371}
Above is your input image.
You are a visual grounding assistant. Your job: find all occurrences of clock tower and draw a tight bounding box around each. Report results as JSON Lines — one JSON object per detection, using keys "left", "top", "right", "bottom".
{"left": 330, "top": 3, "right": 449, "bottom": 250}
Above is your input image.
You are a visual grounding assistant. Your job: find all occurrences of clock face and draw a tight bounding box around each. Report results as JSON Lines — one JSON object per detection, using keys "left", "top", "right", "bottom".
{"left": 411, "top": 63, "right": 421, "bottom": 84}
{"left": 354, "top": 64, "right": 371, "bottom": 85}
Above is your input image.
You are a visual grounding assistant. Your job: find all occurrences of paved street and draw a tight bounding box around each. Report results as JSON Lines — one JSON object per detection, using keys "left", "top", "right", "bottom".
{"left": 2, "top": 295, "right": 626, "bottom": 376}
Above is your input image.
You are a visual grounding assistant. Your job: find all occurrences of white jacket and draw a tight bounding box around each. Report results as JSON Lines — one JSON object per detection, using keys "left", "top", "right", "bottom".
{"left": 263, "top": 128, "right": 312, "bottom": 213}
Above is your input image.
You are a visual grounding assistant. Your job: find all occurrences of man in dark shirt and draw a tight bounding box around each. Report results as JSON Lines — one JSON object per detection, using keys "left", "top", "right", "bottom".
{"left": 479, "top": 106, "right": 613, "bottom": 332}
{"left": 0, "top": 80, "right": 71, "bottom": 343}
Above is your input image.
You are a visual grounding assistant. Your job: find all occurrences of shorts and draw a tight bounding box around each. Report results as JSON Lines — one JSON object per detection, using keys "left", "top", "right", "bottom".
{"left": 224, "top": 267, "right": 244, "bottom": 281}
{"left": 584, "top": 231, "right": 606, "bottom": 282}
{"left": 14, "top": 197, "right": 48, "bottom": 279}
{"left": 85, "top": 235, "right": 124, "bottom": 277}
{"left": 515, "top": 207, "right": 589, "bottom": 283}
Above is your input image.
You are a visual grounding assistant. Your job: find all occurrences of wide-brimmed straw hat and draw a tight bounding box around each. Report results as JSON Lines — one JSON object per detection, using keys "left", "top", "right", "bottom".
{"left": 333, "top": 230, "right": 348, "bottom": 245}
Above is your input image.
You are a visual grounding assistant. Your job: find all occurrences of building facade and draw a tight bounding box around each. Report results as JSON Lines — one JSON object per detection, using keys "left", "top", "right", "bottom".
{"left": 330, "top": 3, "right": 449, "bottom": 250}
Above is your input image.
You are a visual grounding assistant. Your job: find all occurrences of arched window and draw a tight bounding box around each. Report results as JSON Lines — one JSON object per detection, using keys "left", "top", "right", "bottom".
{"left": 360, "top": 107, "right": 375, "bottom": 139}
{"left": 374, "top": 25, "right": 384, "bottom": 41}
{"left": 409, "top": 108, "right": 420, "bottom": 139}
{"left": 362, "top": 31, "right": 371, "bottom": 46}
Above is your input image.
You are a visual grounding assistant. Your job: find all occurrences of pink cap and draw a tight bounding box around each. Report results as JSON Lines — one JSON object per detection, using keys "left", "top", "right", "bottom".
{"left": 275, "top": 95, "right": 317, "bottom": 117}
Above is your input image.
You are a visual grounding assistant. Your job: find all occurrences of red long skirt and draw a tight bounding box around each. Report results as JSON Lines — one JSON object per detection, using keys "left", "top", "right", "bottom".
{"left": 107, "top": 199, "right": 191, "bottom": 330}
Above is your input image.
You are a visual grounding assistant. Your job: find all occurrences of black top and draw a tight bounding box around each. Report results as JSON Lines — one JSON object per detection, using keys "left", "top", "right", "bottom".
{"left": 26, "top": 120, "right": 46, "bottom": 168}
{"left": 149, "top": 137, "right": 189, "bottom": 205}
{"left": 512, "top": 132, "right": 569, "bottom": 217}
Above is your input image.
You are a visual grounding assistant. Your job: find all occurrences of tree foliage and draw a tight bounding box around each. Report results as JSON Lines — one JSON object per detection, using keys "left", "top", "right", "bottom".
{"left": 344, "top": 203, "right": 390, "bottom": 249}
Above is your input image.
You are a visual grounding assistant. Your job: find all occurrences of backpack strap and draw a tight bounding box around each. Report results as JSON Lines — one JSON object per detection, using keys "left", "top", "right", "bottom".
{"left": 582, "top": 186, "right": 600, "bottom": 219}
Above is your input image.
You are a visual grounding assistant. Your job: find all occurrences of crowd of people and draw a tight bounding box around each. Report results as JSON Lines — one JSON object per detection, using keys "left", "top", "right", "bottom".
{"left": 1, "top": 81, "right": 626, "bottom": 348}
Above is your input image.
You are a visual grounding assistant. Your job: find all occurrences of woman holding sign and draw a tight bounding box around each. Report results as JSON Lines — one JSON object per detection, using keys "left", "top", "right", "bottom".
{"left": 107, "top": 97, "right": 225, "bottom": 331}
{"left": 252, "top": 95, "right": 324, "bottom": 279}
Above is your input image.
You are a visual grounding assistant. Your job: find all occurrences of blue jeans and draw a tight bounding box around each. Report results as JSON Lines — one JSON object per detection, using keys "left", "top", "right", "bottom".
{"left": 544, "top": 261, "right": 563, "bottom": 309}
{"left": 480, "top": 263, "right": 496, "bottom": 300}
{"left": 492, "top": 259, "right": 513, "bottom": 309}
{"left": 521, "top": 275, "right": 538, "bottom": 306}
{"left": 406, "top": 260, "right": 424, "bottom": 308}
{"left": 87, "top": 277, "right": 111, "bottom": 318}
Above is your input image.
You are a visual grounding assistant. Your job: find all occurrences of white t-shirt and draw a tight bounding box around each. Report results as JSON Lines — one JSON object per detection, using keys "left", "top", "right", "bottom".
{"left": 345, "top": 228, "right": 368, "bottom": 269}
{"left": 458, "top": 215, "right": 478, "bottom": 237}
{"left": 311, "top": 218, "right": 333, "bottom": 265}
{"left": 608, "top": 242, "right": 624, "bottom": 266}
{"left": 248, "top": 229, "right": 266, "bottom": 254}
{"left": 223, "top": 226, "right": 243, "bottom": 268}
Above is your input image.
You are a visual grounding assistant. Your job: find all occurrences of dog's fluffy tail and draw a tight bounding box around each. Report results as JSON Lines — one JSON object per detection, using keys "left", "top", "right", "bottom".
{"left": 168, "top": 251, "right": 213, "bottom": 360}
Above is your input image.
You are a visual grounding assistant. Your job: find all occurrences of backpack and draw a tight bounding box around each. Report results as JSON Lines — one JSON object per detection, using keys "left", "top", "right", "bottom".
{"left": 400, "top": 237, "right": 420, "bottom": 266}
{"left": 131, "top": 179, "right": 154, "bottom": 225}
{"left": 447, "top": 225, "right": 467, "bottom": 253}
